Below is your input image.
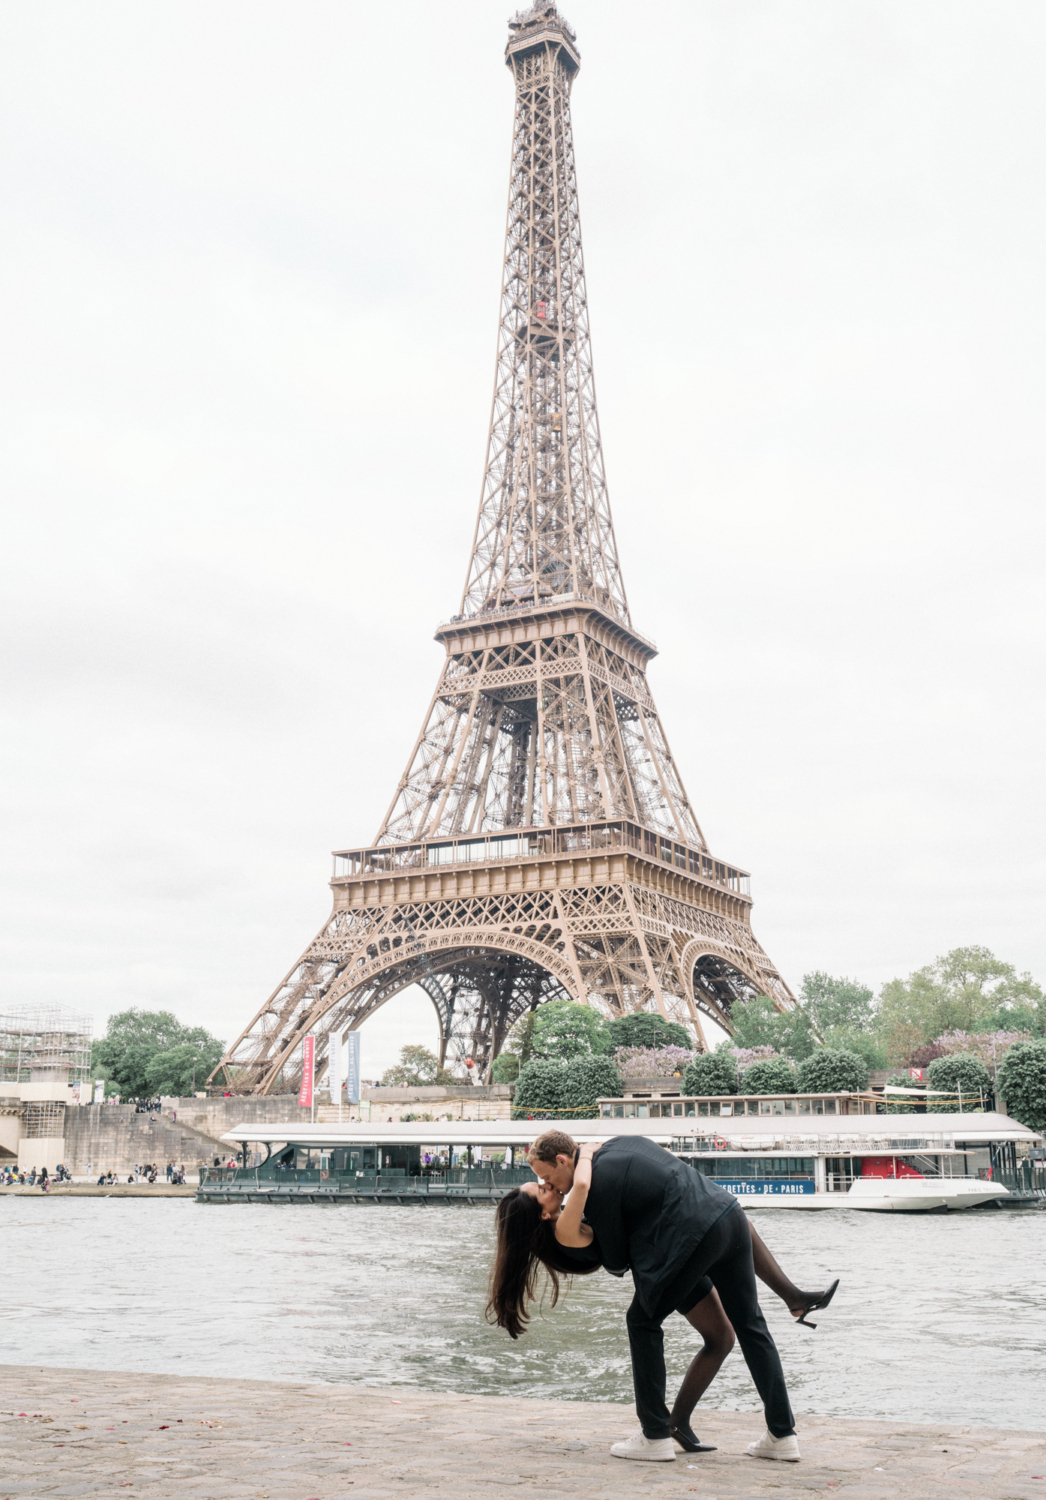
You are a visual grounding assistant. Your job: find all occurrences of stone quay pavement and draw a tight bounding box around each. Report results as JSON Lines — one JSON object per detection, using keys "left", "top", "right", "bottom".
{"left": 1, "top": 1365, "right": 1043, "bottom": 1500}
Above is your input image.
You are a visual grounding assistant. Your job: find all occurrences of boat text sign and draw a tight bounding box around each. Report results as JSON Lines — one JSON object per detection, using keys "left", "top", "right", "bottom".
{"left": 719, "top": 1180, "right": 815, "bottom": 1196}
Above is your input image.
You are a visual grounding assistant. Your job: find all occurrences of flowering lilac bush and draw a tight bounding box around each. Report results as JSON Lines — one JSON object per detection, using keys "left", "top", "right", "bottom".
{"left": 935, "top": 1030, "right": 1032, "bottom": 1073}
{"left": 612, "top": 1045, "right": 695, "bottom": 1079}
{"left": 727, "top": 1045, "right": 779, "bottom": 1070}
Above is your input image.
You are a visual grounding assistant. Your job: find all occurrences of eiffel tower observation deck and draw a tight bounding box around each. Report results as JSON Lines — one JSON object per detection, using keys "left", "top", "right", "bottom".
{"left": 213, "top": 2, "right": 795, "bottom": 1095}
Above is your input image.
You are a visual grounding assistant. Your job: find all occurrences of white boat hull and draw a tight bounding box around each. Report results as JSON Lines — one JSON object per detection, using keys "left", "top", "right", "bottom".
{"left": 743, "top": 1178, "right": 1010, "bottom": 1212}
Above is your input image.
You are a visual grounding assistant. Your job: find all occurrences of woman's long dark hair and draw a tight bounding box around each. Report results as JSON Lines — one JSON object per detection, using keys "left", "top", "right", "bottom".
{"left": 486, "top": 1186, "right": 600, "bottom": 1340}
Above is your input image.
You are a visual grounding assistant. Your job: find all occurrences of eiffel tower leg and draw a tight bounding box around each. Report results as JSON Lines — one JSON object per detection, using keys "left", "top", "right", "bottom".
{"left": 435, "top": 982, "right": 458, "bottom": 1073}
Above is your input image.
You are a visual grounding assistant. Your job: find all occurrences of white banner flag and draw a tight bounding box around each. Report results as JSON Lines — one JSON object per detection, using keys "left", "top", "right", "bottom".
{"left": 345, "top": 1031, "right": 361, "bottom": 1104}
{"left": 328, "top": 1030, "right": 342, "bottom": 1104}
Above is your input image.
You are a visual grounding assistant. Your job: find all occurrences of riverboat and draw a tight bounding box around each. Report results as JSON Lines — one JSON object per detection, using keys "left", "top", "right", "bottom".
{"left": 199, "top": 1095, "right": 1043, "bottom": 1210}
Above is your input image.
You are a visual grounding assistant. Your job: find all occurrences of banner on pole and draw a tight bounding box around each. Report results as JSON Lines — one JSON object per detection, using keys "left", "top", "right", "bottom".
{"left": 328, "top": 1030, "right": 342, "bottom": 1104}
{"left": 298, "top": 1035, "right": 315, "bottom": 1109}
{"left": 345, "top": 1031, "right": 361, "bottom": 1104}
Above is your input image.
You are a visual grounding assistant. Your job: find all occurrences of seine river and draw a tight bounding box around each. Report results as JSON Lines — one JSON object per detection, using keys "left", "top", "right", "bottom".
{"left": 2, "top": 1199, "right": 1043, "bottom": 1429}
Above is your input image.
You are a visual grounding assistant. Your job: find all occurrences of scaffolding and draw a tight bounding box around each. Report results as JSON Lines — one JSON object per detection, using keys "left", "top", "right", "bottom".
{"left": 0, "top": 1007, "right": 92, "bottom": 1086}
{"left": 22, "top": 1100, "right": 66, "bottom": 1138}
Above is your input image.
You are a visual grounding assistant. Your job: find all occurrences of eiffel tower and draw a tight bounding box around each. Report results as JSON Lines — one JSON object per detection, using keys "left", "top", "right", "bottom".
{"left": 212, "top": 2, "right": 795, "bottom": 1095}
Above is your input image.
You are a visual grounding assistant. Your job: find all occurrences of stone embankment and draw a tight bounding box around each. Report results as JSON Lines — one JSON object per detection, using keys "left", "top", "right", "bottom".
{"left": 1, "top": 1364, "right": 1043, "bottom": 1499}
{"left": 59, "top": 1085, "right": 517, "bottom": 1179}
{"left": 61, "top": 1096, "right": 313, "bottom": 1179}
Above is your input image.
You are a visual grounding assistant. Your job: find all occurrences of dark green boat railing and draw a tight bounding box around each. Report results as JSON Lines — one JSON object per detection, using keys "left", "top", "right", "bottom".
{"left": 198, "top": 1165, "right": 537, "bottom": 1195}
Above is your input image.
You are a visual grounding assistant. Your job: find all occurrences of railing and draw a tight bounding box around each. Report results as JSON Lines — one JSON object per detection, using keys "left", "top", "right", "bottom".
{"left": 673, "top": 1130, "right": 954, "bottom": 1150}
{"left": 198, "top": 1165, "right": 535, "bottom": 1191}
{"left": 333, "top": 821, "right": 750, "bottom": 896}
{"left": 438, "top": 591, "right": 646, "bottom": 646}
{"left": 995, "top": 1161, "right": 1046, "bottom": 1196}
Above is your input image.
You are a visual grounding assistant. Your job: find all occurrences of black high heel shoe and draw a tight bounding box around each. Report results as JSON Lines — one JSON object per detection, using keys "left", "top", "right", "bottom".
{"left": 669, "top": 1420, "right": 717, "bottom": 1453}
{"left": 791, "top": 1278, "right": 840, "bottom": 1329}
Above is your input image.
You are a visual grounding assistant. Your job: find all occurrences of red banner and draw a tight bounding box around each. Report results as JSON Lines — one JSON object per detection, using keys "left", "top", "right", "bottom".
{"left": 298, "top": 1034, "right": 315, "bottom": 1108}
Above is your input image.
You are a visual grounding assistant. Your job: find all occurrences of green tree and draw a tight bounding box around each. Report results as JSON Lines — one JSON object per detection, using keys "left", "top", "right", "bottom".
{"left": 982, "top": 1002, "right": 1046, "bottom": 1039}
{"left": 926, "top": 1052, "right": 991, "bottom": 1112}
{"left": 512, "top": 1059, "right": 565, "bottom": 1118}
{"left": 878, "top": 947, "right": 1044, "bottom": 1065}
{"left": 511, "top": 1011, "right": 538, "bottom": 1066}
{"left": 604, "top": 1013, "right": 691, "bottom": 1052}
{"left": 729, "top": 996, "right": 815, "bottom": 1061}
{"left": 799, "top": 972, "right": 886, "bottom": 1066}
{"left": 740, "top": 1056, "right": 796, "bottom": 1095}
{"left": 683, "top": 1051, "right": 740, "bottom": 1097}
{"left": 995, "top": 1040, "right": 1046, "bottom": 1131}
{"left": 145, "top": 1041, "right": 224, "bottom": 1098}
{"left": 380, "top": 1045, "right": 456, "bottom": 1087}
{"left": 561, "top": 1055, "right": 622, "bottom": 1118}
{"left": 796, "top": 1048, "right": 868, "bottom": 1094}
{"left": 527, "top": 1000, "right": 610, "bottom": 1061}
{"left": 490, "top": 1053, "right": 520, "bottom": 1083}
{"left": 92, "top": 1009, "right": 225, "bottom": 1099}
{"left": 824, "top": 1028, "right": 887, "bottom": 1071}
{"left": 800, "top": 972, "right": 877, "bottom": 1033}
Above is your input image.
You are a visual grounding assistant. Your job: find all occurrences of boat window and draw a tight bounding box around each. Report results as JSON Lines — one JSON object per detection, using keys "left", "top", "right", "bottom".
{"left": 797, "top": 1100, "right": 811, "bottom": 1115}
{"left": 684, "top": 1102, "right": 695, "bottom": 1116}
{"left": 783, "top": 1100, "right": 796, "bottom": 1115}
{"left": 721, "top": 1103, "right": 733, "bottom": 1116}
{"left": 824, "top": 1100, "right": 837, "bottom": 1115}
{"left": 771, "top": 1100, "right": 785, "bottom": 1116}
{"left": 623, "top": 1102, "right": 636, "bottom": 1117}
{"left": 759, "top": 1101, "right": 772, "bottom": 1116}
{"left": 613, "top": 1103, "right": 624, "bottom": 1118}
{"left": 698, "top": 1102, "right": 709, "bottom": 1117}
{"left": 637, "top": 1104, "right": 648, "bottom": 1118}
{"left": 672, "top": 1102, "right": 684, "bottom": 1117}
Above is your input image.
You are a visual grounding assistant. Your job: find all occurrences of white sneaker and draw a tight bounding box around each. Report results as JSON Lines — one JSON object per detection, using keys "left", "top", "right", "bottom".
{"left": 610, "top": 1430, "right": 676, "bottom": 1462}
{"left": 746, "top": 1428, "right": 800, "bottom": 1461}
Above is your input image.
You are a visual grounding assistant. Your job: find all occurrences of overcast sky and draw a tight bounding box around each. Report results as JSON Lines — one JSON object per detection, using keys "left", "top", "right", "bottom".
{"left": 2, "top": 1, "right": 1044, "bottom": 1078}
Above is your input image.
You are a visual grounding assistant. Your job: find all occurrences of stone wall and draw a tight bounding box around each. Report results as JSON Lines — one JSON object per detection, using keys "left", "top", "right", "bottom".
{"left": 63, "top": 1096, "right": 312, "bottom": 1178}
{"left": 60, "top": 1088, "right": 517, "bottom": 1176}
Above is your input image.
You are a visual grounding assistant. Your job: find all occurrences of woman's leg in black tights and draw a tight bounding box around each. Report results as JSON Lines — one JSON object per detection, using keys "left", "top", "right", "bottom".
{"left": 669, "top": 1288, "right": 735, "bottom": 1432}
{"left": 748, "top": 1219, "right": 827, "bottom": 1318}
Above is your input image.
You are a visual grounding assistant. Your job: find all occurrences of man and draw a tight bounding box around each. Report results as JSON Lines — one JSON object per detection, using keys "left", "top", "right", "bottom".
{"left": 528, "top": 1129, "right": 799, "bottom": 1464}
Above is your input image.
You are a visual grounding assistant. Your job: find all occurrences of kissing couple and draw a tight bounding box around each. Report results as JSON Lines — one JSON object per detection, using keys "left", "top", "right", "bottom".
{"left": 488, "top": 1129, "right": 838, "bottom": 1463}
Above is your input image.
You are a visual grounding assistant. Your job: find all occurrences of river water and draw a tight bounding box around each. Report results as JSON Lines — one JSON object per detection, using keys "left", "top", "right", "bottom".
{"left": 1, "top": 1199, "right": 1043, "bottom": 1429}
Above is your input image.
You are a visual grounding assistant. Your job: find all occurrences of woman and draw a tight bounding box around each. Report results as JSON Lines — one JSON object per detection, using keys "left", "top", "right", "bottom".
{"left": 487, "top": 1144, "right": 837, "bottom": 1453}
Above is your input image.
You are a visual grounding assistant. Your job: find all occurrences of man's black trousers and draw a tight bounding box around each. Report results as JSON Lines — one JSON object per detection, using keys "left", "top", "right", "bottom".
{"left": 626, "top": 1202, "right": 795, "bottom": 1440}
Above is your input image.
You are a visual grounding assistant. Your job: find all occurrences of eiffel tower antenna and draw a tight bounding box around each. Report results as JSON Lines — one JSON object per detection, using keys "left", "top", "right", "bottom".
{"left": 212, "top": 2, "right": 795, "bottom": 1095}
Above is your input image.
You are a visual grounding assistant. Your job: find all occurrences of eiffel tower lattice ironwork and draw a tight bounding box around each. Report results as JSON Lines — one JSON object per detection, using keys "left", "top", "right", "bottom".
{"left": 212, "top": 1, "right": 795, "bottom": 1096}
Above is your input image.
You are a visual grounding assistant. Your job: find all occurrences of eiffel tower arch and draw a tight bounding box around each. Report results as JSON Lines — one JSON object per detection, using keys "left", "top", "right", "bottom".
{"left": 212, "top": 2, "right": 795, "bottom": 1095}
